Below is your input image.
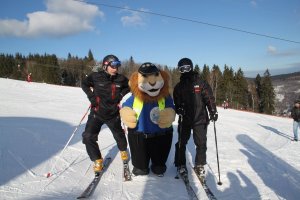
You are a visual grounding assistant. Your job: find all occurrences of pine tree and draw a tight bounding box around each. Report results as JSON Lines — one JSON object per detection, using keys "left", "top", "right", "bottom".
{"left": 210, "top": 64, "right": 221, "bottom": 103}
{"left": 88, "top": 49, "right": 94, "bottom": 61}
{"left": 232, "top": 68, "right": 248, "bottom": 109}
{"left": 194, "top": 64, "right": 200, "bottom": 73}
{"left": 219, "top": 65, "right": 234, "bottom": 106}
{"left": 255, "top": 74, "right": 263, "bottom": 112}
{"left": 260, "top": 69, "right": 275, "bottom": 114}
{"left": 200, "top": 64, "right": 210, "bottom": 82}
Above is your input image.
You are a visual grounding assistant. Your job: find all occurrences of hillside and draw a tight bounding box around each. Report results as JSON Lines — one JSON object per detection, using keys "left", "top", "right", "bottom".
{"left": 271, "top": 72, "right": 300, "bottom": 115}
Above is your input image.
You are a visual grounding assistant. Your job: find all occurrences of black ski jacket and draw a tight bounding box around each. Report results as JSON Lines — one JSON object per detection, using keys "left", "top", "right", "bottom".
{"left": 291, "top": 106, "right": 300, "bottom": 122}
{"left": 173, "top": 71, "right": 217, "bottom": 126}
{"left": 82, "top": 71, "right": 129, "bottom": 120}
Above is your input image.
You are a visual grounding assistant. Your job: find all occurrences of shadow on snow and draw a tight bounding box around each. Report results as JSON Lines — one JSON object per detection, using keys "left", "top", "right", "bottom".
{"left": 0, "top": 116, "right": 85, "bottom": 186}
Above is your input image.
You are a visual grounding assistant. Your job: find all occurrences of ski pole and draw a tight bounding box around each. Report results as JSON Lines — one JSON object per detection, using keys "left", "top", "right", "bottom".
{"left": 175, "top": 114, "right": 183, "bottom": 179}
{"left": 46, "top": 105, "right": 91, "bottom": 178}
{"left": 213, "top": 120, "right": 222, "bottom": 185}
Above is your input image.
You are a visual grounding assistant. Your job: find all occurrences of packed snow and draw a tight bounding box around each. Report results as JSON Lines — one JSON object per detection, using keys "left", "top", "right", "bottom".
{"left": 0, "top": 78, "right": 299, "bottom": 200}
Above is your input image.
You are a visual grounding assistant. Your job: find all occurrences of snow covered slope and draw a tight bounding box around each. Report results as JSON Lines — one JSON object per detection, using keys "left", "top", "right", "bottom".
{"left": 0, "top": 78, "right": 299, "bottom": 200}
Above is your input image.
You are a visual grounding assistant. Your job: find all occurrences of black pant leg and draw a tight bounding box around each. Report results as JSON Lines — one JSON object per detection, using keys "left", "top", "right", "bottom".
{"left": 82, "top": 114, "right": 103, "bottom": 161}
{"left": 174, "top": 122, "right": 191, "bottom": 167}
{"left": 105, "top": 115, "right": 128, "bottom": 151}
{"left": 128, "top": 132, "right": 150, "bottom": 170}
{"left": 149, "top": 131, "right": 173, "bottom": 174}
{"left": 193, "top": 124, "right": 207, "bottom": 166}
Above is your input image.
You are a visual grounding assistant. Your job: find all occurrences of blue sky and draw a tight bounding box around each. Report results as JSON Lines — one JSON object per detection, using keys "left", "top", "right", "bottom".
{"left": 0, "top": 0, "right": 299, "bottom": 77}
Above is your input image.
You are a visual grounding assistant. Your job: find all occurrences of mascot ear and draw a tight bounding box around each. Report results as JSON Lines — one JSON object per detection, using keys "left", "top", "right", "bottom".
{"left": 129, "top": 72, "right": 139, "bottom": 94}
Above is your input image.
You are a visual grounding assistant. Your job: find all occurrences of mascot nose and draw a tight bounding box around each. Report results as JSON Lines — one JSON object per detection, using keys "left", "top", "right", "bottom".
{"left": 149, "top": 82, "right": 156, "bottom": 86}
{"left": 148, "top": 75, "right": 157, "bottom": 86}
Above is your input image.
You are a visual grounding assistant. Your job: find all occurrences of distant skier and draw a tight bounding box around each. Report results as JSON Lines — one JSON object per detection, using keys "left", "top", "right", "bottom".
{"left": 291, "top": 98, "right": 300, "bottom": 141}
{"left": 27, "top": 73, "right": 32, "bottom": 82}
{"left": 223, "top": 101, "right": 226, "bottom": 109}
{"left": 81, "top": 54, "right": 130, "bottom": 174}
{"left": 173, "top": 58, "right": 218, "bottom": 180}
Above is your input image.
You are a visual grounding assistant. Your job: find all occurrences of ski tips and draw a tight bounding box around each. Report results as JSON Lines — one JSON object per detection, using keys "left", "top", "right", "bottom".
{"left": 46, "top": 172, "right": 52, "bottom": 178}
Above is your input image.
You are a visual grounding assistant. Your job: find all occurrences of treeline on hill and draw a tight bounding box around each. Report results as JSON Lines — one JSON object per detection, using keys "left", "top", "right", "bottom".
{"left": 0, "top": 51, "right": 275, "bottom": 114}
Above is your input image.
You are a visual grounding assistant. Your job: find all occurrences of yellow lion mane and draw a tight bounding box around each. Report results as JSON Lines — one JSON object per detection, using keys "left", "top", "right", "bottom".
{"left": 129, "top": 70, "right": 171, "bottom": 103}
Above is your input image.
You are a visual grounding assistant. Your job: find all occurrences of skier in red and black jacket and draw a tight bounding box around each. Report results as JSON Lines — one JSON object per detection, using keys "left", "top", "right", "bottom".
{"left": 81, "top": 54, "right": 130, "bottom": 174}
{"left": 173, "top": 58, "right": 218, "bottom": 179}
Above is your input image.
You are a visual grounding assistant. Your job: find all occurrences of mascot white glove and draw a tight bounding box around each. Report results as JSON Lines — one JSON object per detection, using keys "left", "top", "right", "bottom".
{"left": 120, "top": 107, "right": 137, "bottom": 128}
{"left": 158, "top": 108, "right": 175, "bottom": 128}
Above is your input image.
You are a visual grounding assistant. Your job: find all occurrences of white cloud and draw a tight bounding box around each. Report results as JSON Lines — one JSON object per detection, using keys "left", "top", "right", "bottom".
{"left": 267, "top": 45, "right": 277, "bottom": 55}
{"left": 120, "top": 8, "right": 147, "bottom": 27}
{"left": 267, "top": 45, "right": 300, "bottom": 57}
{"left": 0, "top": 0, "right": 104, "bottom": 38}
{"left": 250, "top": 1, "right": 257, "bottom": 7}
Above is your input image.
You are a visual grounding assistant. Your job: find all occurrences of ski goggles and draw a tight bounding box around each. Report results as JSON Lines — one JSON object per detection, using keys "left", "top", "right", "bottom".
{"left": 178, "top": 65, "right": 192, "bottom": 73}
{"left": 109, "top": 60, "right": 121, "bottom": 68}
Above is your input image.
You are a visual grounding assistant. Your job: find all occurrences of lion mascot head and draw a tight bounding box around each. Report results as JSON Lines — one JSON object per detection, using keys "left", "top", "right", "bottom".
{"left": 130, "top": 62, "right": 171, "bottom": 102}
{"left": 120, "top": 62, "right": 175, "bottom": 129}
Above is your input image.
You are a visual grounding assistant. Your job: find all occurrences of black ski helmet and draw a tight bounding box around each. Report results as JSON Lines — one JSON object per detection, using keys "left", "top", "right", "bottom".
{"left": 177, "top": 58, "right": 193, "bottom": 73}
{"left": 138, "top": 62, "right": 160, "bottom": 75}
{"left": 102, "top": 54, "right": 120, "bottom": 70}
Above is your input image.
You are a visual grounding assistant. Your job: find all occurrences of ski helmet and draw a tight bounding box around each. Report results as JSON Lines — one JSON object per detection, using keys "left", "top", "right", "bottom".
{"left": 138, "top": 62, "right": 160, "bottom": 75}
{"left": 177, "top": 58, "right": 193, "bottom": 73}
{"left": 102, "top": 54, "right": 121, "bottom": 70}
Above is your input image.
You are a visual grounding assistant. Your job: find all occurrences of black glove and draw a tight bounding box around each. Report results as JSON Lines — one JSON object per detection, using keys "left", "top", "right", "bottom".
{"left": 177, "top": 107, "right": 185, "bottom": 116}
{"left": 210, "top": 112, "right": 218, "bottom": 121}
{"left": 89, "top": 96, "right": 98, "bottom": 107}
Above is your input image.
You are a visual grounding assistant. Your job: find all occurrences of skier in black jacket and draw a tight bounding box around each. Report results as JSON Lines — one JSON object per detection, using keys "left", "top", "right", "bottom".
{"left": 81, "top": 54, "right": 130, "bottom": 174}
{"left": 173, "top": 58, "right": 218, "bottom": 179}
{"left": 291, "top": 98, "right": 300, "bottom": 141}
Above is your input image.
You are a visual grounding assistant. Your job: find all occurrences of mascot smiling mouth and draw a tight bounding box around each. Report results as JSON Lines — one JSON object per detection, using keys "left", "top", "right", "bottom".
{"left": 138, "top": 77, "right": 164, "bottom": 97}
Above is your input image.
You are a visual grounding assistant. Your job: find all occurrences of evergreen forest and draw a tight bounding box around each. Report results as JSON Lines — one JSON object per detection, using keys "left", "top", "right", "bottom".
{"left": 0, "top": 50, "right": 276, "bottom": 114}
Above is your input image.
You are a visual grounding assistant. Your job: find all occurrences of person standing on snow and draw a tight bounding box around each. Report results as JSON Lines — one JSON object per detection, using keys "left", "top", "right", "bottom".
{"left": 173, "top": 58, "right": 218, "bottom": 180}
{"left": 291, "top": 98, "right": 300, "bottom": 141}
{"left": 27, "top": 73, "right": 32, "bottom": 82}
{"left": 81, "top": 54, "right": 130, "bottom": 174}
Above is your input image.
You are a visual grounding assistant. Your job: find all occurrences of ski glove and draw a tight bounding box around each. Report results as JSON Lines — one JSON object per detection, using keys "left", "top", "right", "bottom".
{"left": 89, "top": 96, "right": 98, "bottom": 107}
{"left": 210, "top": 112, "right": 218, "bottom": 121}
{"left": 177, "top": 107, "right": 185, "bottom": 116}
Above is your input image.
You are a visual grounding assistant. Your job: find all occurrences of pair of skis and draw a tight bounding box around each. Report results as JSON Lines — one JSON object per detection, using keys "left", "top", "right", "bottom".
{"left": 77, "top": 157, "right": 131, "bottom": 199}
{"left": 77, "top": 158, "right": 217, "bottom": 200}
{"left": 176, "top": 168, "right": 217, "bottom": 200}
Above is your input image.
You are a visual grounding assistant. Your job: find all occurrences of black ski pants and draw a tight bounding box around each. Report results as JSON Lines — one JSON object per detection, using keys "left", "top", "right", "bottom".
{"left": 82, "top": 114, "right": 127, "bottom": 161}
{"left": 128, "top": 129, "right": 173, "bottom": 174}
{"left": 174, "top": 121, "right": 207, "bottom": 167}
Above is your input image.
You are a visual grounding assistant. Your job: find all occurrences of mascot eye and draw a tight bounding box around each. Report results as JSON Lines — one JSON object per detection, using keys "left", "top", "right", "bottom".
{"left": 142, "top": 74, "right": 147, "bottom": 77}
{"left": 155, "top": 72, "right": 159, "bottom": 76}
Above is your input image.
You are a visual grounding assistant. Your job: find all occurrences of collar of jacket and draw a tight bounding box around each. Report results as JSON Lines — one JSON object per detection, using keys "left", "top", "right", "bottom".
{"left": 180, "top": 71, "right": 198, "bottom": 80}
{"left": 103, "top": 70, "right": 118, "bottom": 80}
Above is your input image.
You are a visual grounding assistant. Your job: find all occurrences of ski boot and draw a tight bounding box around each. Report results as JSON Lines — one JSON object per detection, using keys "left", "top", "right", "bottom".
{"left": 120, "top": 150, "right": 128, "bottom": 162}
{"left": 93, "top": 158, "right": 103, "bottom": 176}
{"left": 121, "top": 150, "right": 132, "bottom": 181}
{"left": 178, "top": 165, "right": 187, "bottom": 174}
{"left": 194, "top": 165, "right": 205, "bottom": 184}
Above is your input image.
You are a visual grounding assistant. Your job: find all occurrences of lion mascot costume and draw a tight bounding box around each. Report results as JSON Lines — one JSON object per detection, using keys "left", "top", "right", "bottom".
{"left": 120, "top": 62, "right": 175, "bottom": 176}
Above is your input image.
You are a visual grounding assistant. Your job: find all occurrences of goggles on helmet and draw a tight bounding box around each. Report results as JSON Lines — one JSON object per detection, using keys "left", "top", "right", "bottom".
{"left": 108, "top": 60, "right": 121, "bottom": 69}
{"left": 178, "top": 65, "right": 192, "bottom": 73}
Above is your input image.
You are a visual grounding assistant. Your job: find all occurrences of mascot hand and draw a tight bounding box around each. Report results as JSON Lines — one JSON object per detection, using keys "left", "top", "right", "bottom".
{"left": 158, "top": 108, "right": 175, "bottom": 128}
{"left": 120, "top": 107, "right": 137, "bottom": 128}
